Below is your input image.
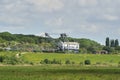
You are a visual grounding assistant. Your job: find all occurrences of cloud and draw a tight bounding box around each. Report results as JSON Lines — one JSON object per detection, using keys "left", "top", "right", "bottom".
{"left": 0, "top": 0, "right": 120, "bottom": 44}
{"left": 1, "top": 0, "right": 64, "bottom": 13}
{"left": 26, "top": 0, "right": 64, "bottom": 12}
{"left": 45, "top": 17, "right": 64, "bottom": 26}
{"left": 78, "top": 0, "right": 98, "bottom": 7}
{"left": 75, "top": 24, "right": 100, "bottom": 34}
{"left": 103, "top": 15, "right": 119, "bottom": 21}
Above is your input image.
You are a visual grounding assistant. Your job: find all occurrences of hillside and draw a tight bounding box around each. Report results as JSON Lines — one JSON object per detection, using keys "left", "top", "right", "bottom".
{"left": 0, "top": 32, "right": 102, "bottom": 53}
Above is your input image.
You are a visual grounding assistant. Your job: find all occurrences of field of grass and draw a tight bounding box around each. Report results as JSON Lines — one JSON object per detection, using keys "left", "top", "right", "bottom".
{"left": 0, "top": 52, "right": 120, "bottom": 80}
{"left": 21, "top": 52, "right": 120, "bottom": 66}
{"left": 0, "top": 65, "right": 120, "bottom": 80}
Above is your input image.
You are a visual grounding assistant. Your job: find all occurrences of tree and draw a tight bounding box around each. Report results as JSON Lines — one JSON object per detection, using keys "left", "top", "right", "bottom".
{"left": 110, "top": 39, "right": 115, "bottom": 47}
{"left": 115, "top": 39, "right": 119, "bottom": 47}
{"left": 84, "top": 60, "right": 91, "bottom": 65}
{"left": 106, "top": 37, "right": 110, "bottom": 47}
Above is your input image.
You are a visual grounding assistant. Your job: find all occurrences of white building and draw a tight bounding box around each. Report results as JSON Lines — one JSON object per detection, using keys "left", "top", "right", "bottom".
{"left": 58, "top": 42, "right": 79, "bottom": 51}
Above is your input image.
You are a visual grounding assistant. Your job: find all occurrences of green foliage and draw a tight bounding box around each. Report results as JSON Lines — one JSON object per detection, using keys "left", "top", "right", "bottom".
{"left": 110, "top": 39, "right": 115, "bottom": 47}
{"left": 43, "top": 59, "right": 50, "bottom": 64}
{"left": 0, "top": 66, "right": 120, "bottom": 80}
{"left": 22, "top": 53, "right": 120, "bottom": 66}
{"left": 106, "top": 37, "right": 110, "bottom": 47}
{"left": 115, "top": 39, "right": 119, "bottom": 47}
{"left": 0, "top": 56, "right": 4, "bottom": 62}
{"left": 103, "top": 46, "right": 116, "bottom": 54}
{"left": 3, "top": 56, "right": 24, "bottom": 65}
{"left": 105, "top": 37, "right": 120, "bottom": 54}
{"left": 84, "top": 60, "right": 91, "bottom": 65}
{"left": 0, "top": 32, "right": 103, "bottom": 53}
{"left": 79, "top": 62, "right": 84, "bottom": 65}
{"left": 40, "top": 59, "right": 61, "bottom": 64}
{"left": 75, "top": 38, "right": 102, "bottom": 53}
{"left": 65, "top": 60, "right": 71, "bottom": 64}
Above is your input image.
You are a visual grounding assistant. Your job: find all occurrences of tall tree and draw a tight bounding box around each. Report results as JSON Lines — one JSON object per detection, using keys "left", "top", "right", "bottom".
{"left": 105, "top": 37, "right": 110, "bottom": 47}
{"left": 115, "top": 39, "right": 119, "bottom": 47}
{"left": 110, "top": 39, "right": 115, "bottom": 47}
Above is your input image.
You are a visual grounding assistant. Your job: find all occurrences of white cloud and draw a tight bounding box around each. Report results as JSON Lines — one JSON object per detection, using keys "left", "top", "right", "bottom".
{"left": 0, "top": 15, "right": 30, "bottom": 26}
{"left": 45, "top": 17, "right": 64, "bottom": 26}
{"left": 103, "top": 15, "right": 119, "bottom": 21}
{"left": 116, "top": 28, "right": 120, "bottom": 35}
{"left": 26, "top": 0, "right": 64, "bottom": 12}
{"left": 0, "top": 0, "right": 120, "bottom": 44}
{"left": 78, "top": 0, "right": 98, "bottom": 7}
{"left": 0, "top": 25, "right": 27, "bottom": 33}
{"left": 79, "top": 24, "right": 99, "bottom": 33}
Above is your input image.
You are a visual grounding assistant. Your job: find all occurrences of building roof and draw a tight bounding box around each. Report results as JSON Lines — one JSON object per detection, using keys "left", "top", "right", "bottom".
{"left": 62, "top": 42, "right": 79, "bottom": 45}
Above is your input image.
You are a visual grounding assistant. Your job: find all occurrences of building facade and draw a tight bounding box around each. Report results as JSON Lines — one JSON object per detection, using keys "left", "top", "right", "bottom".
{"left": 58, "top": 42, "right": 79, "bottom": 52}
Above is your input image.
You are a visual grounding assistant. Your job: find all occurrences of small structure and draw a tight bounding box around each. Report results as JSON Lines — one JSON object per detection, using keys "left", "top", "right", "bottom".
{"left": 58, "top": 41, "right": 79, "bottom": 52}
{"left": 93, "top": 50, "right": 108, "bottom": 54}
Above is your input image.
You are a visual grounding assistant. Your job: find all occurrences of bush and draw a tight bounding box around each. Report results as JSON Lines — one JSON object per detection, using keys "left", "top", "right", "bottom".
{"left": 51, "top": 59, "right": 61, "bottom": 64}
{"left": 118, "top": 61, "right": 120, "bottom": 67}
{"left": 40, "top": 59, "right": 61, "bottom": 64}
{"left": 3, "top": 56, "right": 18, "bottom": 65}
{"left": 118, "top": 61, "right": 120, "bottom": 64}
{"left": 79, "top": 62, "right": 84, "bottom": 65}
{"left": 0, "top": 56, "right": 5, "bottom": 62}
{"left": 40, "top": 59, "right": 62, "bottom": 64}
{"left": 84, "top": 60, "right": 91, "bottom": 65}
{"left": 3, "top": 55, "right": 25, "bottom": 65}
{"left": 43, "top": 59, "right": 51, "bottom": 64}
{"left": 65, "top": 60, "right": 71, "bottom": 64}
{"left": 72, "top": 61, "right": 75, "bottom": 64}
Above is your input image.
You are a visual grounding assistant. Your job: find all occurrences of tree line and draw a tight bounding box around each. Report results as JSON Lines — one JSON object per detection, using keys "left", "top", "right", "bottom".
{"left": 0, "top": 32, "right": 120, "bottom": 54}
{"left": 103, "top": 37, "right": 120, "bottom": 53}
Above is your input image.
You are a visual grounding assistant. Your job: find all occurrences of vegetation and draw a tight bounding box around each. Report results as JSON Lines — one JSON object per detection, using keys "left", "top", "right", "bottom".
{"left": 84, "top": 60, "right": 91, "bottom": 65}
{"left": 20, "top": 52, "right": 120, "bottom": 66}
{"left": 0, "top": 32, "right": 120, "bottom": 80}
{"left": 0, "top": 51, "right": 119, "bottom": 66}
{"left": 104, "top": 37, "right": 120, "bottom": 53}
{"left": 0, "top": 66, "right": 120, "bottom": 80}
{"left": 0, "top": 32, "right": 103, "bottom": 53}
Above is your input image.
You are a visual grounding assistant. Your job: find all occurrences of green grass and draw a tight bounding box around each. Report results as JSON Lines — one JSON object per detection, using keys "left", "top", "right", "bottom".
{"left": 0, "top": 52, "right": 120, "bottom": 80}
{"left": 0, "top": 65, "right": 120, "bottom": 80}
{"left": 22, "top": 52, "right": 120, "bottom": 65}
{"left": 0, "top": 51, "right": 18, "bottom": 56}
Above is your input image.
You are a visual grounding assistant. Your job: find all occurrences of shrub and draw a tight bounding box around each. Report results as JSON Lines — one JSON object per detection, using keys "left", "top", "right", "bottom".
{"left": 5, "top": 56, "right": 19, "bottom": 65}
{"left": 0, "top": 56, "right": 5, "bottom": 62}
{"left": 3, "top": 55, "right": 25, "bottom": 65}
{"left": 118, "top": 61, "right": 120, "bottom": 64}
{"left": 118, "top": 61, "right": 120, "bottom": 67}
{"left": 29, "top": 62, "right": 34, "bottom": 65}
{"left": 40, "top": 59, "right": 62, "bottom": 64}
{"left": 72, "top": 61, "right": 75, "bottom": 64}
{"left": 51, "top": 59, "right": 61, "bottom": 64}
{"left": 79, "top": 62, "right": 84, "bottom": 65}
{"left": 84, "top": 60, "right": 91, "bottom": 65}
{"left": 65, "top": 60, "right": 71, "bottom": 64}
{"left": 43, "top": 59, "right": 51, "bottom": 64}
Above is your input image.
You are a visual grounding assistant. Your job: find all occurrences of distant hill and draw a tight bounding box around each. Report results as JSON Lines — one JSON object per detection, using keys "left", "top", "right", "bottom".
{"left": 0, "top": 32, "right": 102, "bottom": 53}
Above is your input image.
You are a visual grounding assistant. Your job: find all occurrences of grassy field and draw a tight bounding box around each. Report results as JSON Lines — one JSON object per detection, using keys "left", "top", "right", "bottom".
{"left": 21, "top": 52, "right": 120, "bottom": 66}
{"left": 0, "top": 52, "right": 120, "bottom": 80}
{"left": 0, "top": 65, "right": 120, "bottom": 80}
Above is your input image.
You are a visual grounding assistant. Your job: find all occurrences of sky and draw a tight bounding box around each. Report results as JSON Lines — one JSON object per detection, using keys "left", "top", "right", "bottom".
{"left": 0, "top": 0, "right": 120, "bottom": 45}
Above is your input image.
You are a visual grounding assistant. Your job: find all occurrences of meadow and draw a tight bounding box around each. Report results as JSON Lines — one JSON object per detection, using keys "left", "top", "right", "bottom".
{"left": 0, "top": 52, "right": 120, "bottom": 80}
{"left": 0, "top": 65, "right": 120, "bottom": 80}
{"left": 21, "top": 52, "right": 120, "bottom": 66}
